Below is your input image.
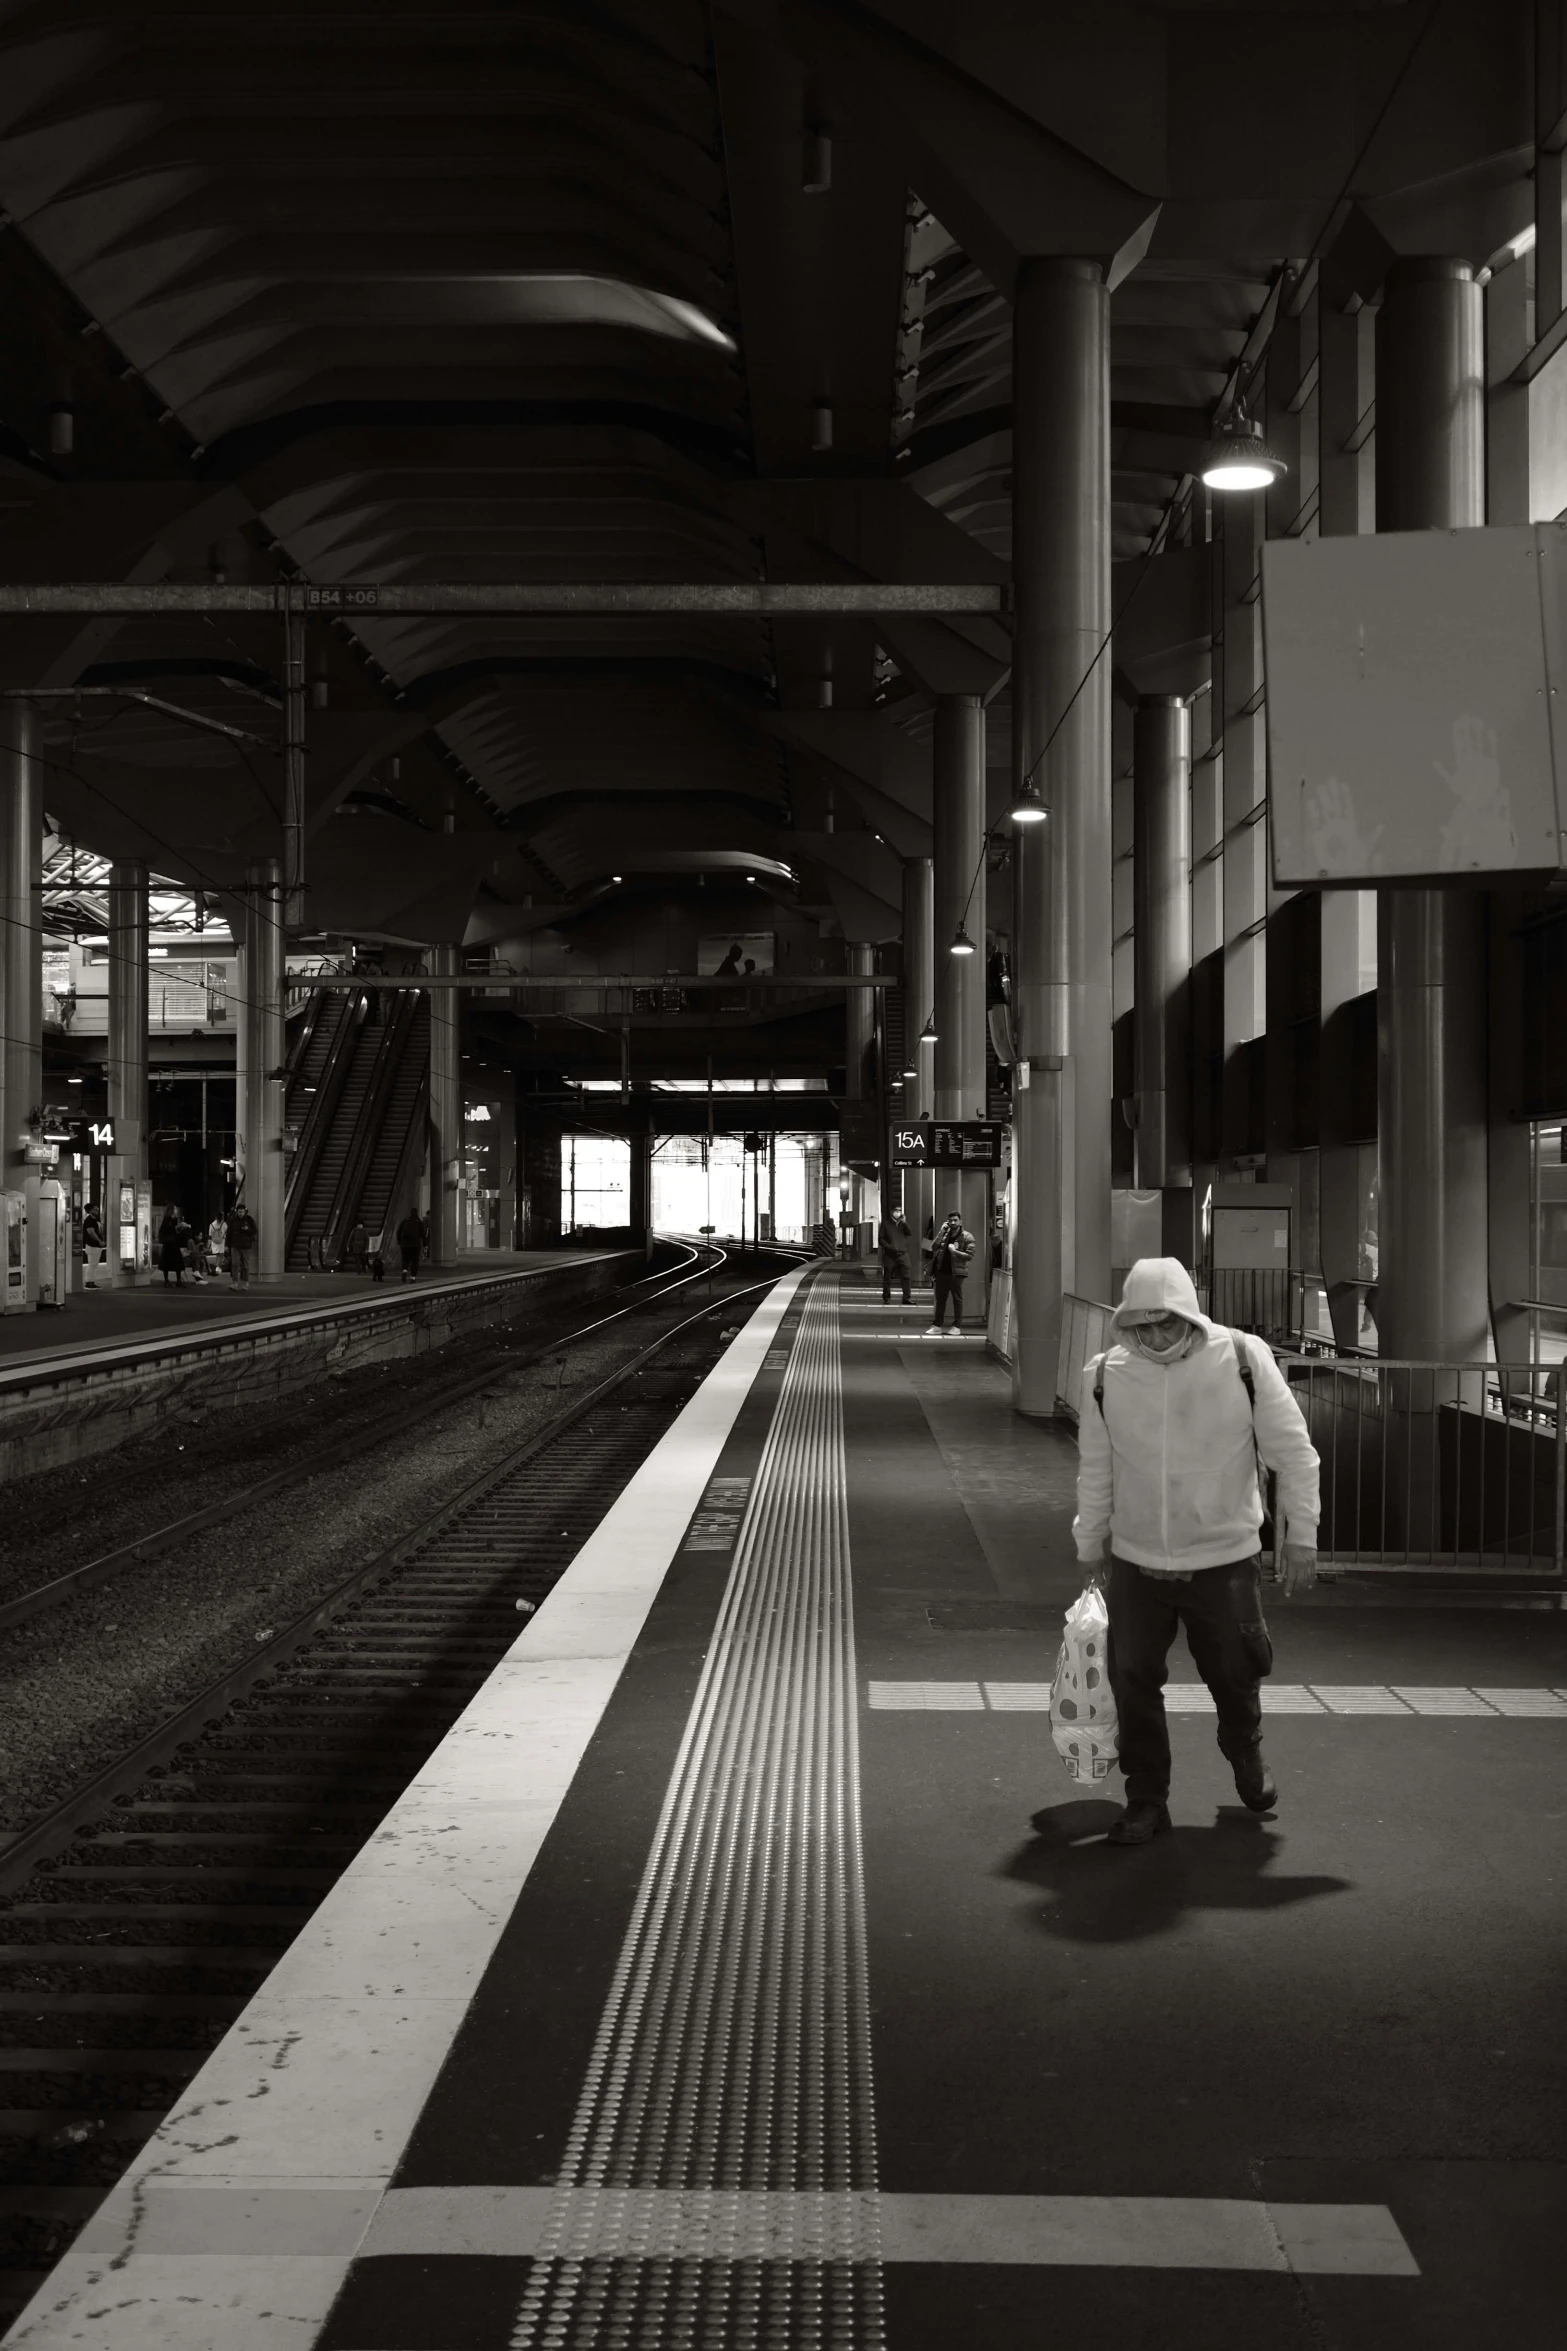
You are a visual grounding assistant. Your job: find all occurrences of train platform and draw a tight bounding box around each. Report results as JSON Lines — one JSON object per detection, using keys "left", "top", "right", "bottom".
{"left": 0, "top": 1251, "right": 618, "bottom": 1376}
{"left": 11, "top": 1268, "right": 1564, "bottom": 2351}
{"left": 0, "top": 1246, "right": 643, "bottom": 1484}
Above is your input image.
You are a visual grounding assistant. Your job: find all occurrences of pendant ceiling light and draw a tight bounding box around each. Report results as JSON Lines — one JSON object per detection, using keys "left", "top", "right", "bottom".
{"left": 1200, "top": 411, "right": 1288, "bottom": 493}
{"left": 949, "top": 923, "right": 976, "bottom": 957}
{"left": 920, "top": 1015, "right": 938, "bottom": 1046}
{"left": 1010, "top": 775, "right": 1048, "bottom": 824}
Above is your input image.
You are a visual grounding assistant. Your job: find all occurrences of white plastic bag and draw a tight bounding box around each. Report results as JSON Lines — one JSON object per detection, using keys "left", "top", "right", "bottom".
{"left": 1049, "top": 1578, "right": 1119, "bottom": 1787}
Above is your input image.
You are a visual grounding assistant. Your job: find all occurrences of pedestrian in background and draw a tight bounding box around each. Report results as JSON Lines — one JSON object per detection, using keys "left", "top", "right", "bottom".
{"left": 1074, "top": 1257, "right": 1321, "bottom": 1846}
{"left": 226, "top": 1200, "right": 258, "bottom": 1291}
{"left": 344, "top": 1219, "right": 369, "bottom": 1274}
{"left": 926, "top": 1210, "right": 974, "bottom": 1335}
{"left": 879, "top": 1207, "right": 913, "bottom": 1304}
{"left": 157, "top": 1207, "right": 185, "bottom": 1288}
{"left": 396, "top": 1209, "right": 424, "bottom": 1281}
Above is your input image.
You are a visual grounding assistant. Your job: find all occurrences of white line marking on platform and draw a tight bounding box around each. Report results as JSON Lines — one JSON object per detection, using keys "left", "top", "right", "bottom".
{"left": 355, "top": 2185, "right": 1417, "bottom": 2276}
{"left": 866, "top": 1680, "right": 1566, "bottom": 1716}
{"left": 1472, "top": 1686, "right": 1567, "bottom": 1716}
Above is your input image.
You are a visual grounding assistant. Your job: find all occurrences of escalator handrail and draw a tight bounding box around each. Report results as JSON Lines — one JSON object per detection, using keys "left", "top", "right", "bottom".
{"left": 319, "top": 990, "right": 421, "bottom": 1259}
{"left": 284, "top": 987, "right": 369, "bottom": 1247}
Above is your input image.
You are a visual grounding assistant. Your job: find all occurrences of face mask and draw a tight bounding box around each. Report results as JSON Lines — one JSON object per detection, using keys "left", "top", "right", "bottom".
{"left": 1134, "top": 1316, "right": 1193, "bottom": 1362}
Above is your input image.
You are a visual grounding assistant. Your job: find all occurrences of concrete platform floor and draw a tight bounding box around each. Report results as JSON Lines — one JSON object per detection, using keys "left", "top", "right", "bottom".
{"left": 309, "top": 1280, "right": 1564, "bottom": 2350}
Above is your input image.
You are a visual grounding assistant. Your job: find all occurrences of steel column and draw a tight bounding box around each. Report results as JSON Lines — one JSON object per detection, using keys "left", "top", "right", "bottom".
{"left": 1, "top": 700, "right": 41, "bottom": 1217}
{"left": 932, "top": 693, "right": 988, "bottom": 1294}
{"left": 1132, "top": 696, "right": 1191, "bottom": 1190}
{"left": 106, "top": 861, "right": 148, "bottom": 1280}
{"left": 282, "top": 605, "right": 307, "bottom": 928}
{"left": 1011, "top": 259, "right": 1113, "bottom": 1412}
{"left": 902, "top": 854, "right": 934, "bottom": 1245}
{"left": 237, "top": 859, "right": 285, "bottom": 1280}
{"left": 1375, "top": 257, "right": 1489, "bottom": 1366}
{"left": 427, "top": 942, "right": 460, "bottom": 1270}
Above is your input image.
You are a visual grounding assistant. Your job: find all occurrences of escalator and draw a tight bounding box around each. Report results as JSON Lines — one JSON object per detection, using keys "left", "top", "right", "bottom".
{"left": 284, "top": 988, "right": 430, "bottom": 1270}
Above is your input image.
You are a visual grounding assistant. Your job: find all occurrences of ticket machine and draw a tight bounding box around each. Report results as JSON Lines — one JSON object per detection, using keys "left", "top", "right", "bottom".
{"left": 34, "top": 1178, "right": 69, "bottom": 1309}
{"left": 2, "top": 1191, "right": 28, "bottom": 1313}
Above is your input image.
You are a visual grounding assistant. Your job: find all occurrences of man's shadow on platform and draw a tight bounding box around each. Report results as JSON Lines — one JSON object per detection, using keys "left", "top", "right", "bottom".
{"left": 1001, "top": 1799, "right": 1352, "bottom": 1944}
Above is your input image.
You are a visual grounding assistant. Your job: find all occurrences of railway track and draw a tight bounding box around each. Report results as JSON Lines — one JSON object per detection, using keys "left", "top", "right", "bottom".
{"left": 0, "top": 1237, "right": 741, "bottom": 1637}
{"left": 0, "top": 1254, "right": 809, "bottom": 2333}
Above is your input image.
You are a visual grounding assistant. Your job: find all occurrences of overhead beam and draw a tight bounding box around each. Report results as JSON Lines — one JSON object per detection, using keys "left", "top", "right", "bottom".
{"left": 290, "top": 973, "right": 895, "bottom": 991}
{"left": 0, "top": 582, "right": 1007, "bottom": 618}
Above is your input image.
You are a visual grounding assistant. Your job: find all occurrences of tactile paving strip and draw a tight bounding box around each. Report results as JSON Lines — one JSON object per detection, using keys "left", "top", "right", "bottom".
{"left": 512, "top": 1283, "right": 882, "bottom": 2349}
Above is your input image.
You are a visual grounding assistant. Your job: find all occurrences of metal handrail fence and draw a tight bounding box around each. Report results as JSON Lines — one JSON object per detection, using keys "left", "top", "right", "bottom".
{"left": 1056, "top": 1293, "right": 1565, "bottom": 1581}
{"left": 1273, "top": 1354, "right": 1566, "bottom": 1578}
{"left": 1056, "top": 1292, "right": 1115, "bottom": 1424}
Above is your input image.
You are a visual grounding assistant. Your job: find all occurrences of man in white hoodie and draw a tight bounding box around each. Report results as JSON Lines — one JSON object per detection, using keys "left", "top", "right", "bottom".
{"left": 1074, "top": 1257, "right": 1321, "bottom": 1846}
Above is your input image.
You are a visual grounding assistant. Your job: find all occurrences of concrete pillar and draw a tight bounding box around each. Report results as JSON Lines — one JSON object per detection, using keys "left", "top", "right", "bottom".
{"left": 932, "top": 693, "right": 988, "bottom": 1300}
{"left": 1318, "top": 286, "right": 1378, "bottom": 1352}
{"left": 428, "top": 942, "right": 460, "bottom": 1269}
{"left": 902, "top": 854, "right": 934, "bottom": 1248}
{"left": 842, "top": 939, "right": 874, "bottom": 1243}
{"left": 237, "top": 858, "right": 285, "bottom": 1279}
{"left": 1011, "top": 258, "right": 1113, "bottom": 1412}
{"left": 1, "top": 700, "right": 42, "bottom": 1248}
{"left": 1132, "top": 697, "right": 1192, "bottom": 1198}
{"left": 1374, "top": 258, "right": 1488, "bottom": 1365}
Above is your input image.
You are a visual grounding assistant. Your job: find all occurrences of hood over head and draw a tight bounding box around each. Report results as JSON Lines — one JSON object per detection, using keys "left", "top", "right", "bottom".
{"left": 1110, "top": 1256, "right": 1205, "bottom": 1331}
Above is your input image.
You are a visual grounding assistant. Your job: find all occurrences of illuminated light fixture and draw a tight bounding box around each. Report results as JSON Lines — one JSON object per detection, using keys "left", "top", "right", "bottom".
{"left": 902, "top": 1058, "right": 918, "bottom": 1078}
{"left": 920, "top": 1015, "right": 937, "bottom": 1047}
{"left": 950, "top": 922, "right": 976, "bottom": 957}
{"left": 1199, "top": 410, "right": 1287, "bottom": 493}
{"left": 611, "top": 873, "right": 622, "bottom": 883}
{"left": 745, "top": 872, "right": 757, "bottom": 883}
{"left": 1010, "top": 774, "right": 1048, "bottom": 825}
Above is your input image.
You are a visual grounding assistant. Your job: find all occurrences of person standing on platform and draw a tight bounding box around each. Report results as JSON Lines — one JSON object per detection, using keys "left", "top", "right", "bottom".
{"left": 344, "top": 1218, "right": 369, "bottom": 1274}
{"left": 207, "top": 1211, "right": 227, "bottom": 1278}
{"left": 226, "top": 1199, "right": 258, "bottom": 1291}
{"left": 1073, "top": 1257, "right": 1322, "bottom": 1846}
{"left": 157, "top": 1207, "right": 186, "bottom": 1288}
{"left": 879, "top": 1208, "right": 913, "bottom": 1304}
{"left": 396, "top": 1208, "right": 424, "bottom": 1281}
{"left": 925, "top": 1210, "right": 974, "bottom": 1336}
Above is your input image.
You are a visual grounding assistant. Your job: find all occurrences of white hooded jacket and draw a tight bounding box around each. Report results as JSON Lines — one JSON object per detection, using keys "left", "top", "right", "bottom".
{"left": 1073, "top": 1257, "right": 1321, "bottom": 1574}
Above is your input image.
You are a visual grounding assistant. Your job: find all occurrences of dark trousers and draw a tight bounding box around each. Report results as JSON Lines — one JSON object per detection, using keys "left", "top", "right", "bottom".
{"left": 1106, "top": 1553, "right": 1272, "bottom": 1805}
{"left": 882, "top": 1257, "right": 911, "bottom": 1302}
{"left": 932, "top": 1269, "right": 964, "bottom": 1326}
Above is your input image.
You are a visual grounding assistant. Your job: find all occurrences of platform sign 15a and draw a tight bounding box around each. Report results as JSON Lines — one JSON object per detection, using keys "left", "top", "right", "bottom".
{"left": 890, "top": 1120, "right": 1005, "bottom": 1169}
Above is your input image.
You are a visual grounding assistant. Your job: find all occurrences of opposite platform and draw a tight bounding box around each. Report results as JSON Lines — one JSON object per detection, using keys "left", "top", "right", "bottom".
{"left": 7, "top": 1271, "right": 1562, "bottom": 2351}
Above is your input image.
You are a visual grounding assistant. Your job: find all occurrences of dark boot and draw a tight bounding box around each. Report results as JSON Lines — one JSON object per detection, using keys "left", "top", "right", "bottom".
{"left": 1231, "top": 1750, "right": 1278, "bottom": 1812}
{"left": 1107, "top": 1800, "right": 1171, "bottom": 1846}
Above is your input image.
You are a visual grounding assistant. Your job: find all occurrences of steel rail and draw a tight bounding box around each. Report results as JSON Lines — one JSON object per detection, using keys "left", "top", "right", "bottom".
{"left": 0, "top": 1255, "right": 808, "bottom": 1899}
{"left": 0, "top": 1239, "right": 729, "bottom": 1638}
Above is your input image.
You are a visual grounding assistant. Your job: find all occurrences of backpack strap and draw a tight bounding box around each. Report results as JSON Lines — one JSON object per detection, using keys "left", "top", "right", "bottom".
{"left": 1230, "top": 1328, "right": 1257, "bottom": 1412}
{"left": 1092, "top": 1350, "right": 1108, "bottom": 1418}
